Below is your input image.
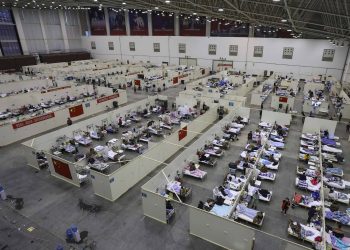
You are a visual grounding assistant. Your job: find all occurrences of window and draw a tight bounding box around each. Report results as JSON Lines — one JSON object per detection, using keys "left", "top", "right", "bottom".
{"left": 282, "top": 47, "right": 294, "bottom": 59}
{"left": 129, "top": 42, "right": 135, "bottom": 51}
{"left": 153, "top": 43, "right": 160, "bottom": 52}
{"left": 208, "top": 44, "right": 217, "bottom": 55}
{"left": 322, "top": 49, "right": 335, "bottom": 62}
{"left": 253, "top": 46, "right": 263, "bottom": 57}
{"left": 91, "top": 41, "right": 96, "bottom": 50}
{"left": 0, "top": 9, "right": 22, "bottom": 56}
{"left": 179, "top": 43, "right": 186, "bottom": 53}
{"left": 108, "top": 42, "right": 114, "bottom": 50}
{"left": 229, "top": 45, "right": 238, "bottom": 56}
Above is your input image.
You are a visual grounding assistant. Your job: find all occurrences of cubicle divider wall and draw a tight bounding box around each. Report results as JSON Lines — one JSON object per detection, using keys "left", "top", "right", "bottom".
{"left": 271, "top": 95, "right": 295, "bottom": 111}
{"left": 230, "top": 77, "right": 256, "bottom": 97}
{"left": 303, "top": 83, "right": 325, "bottom": 95}
{"left": 1, "top": 89, "right": 127, "bottom": 146}
{"left": 302, "top": 117, "right": 338, "bottom": 135}
{"left": 250, "top": 76, "right": 275, "bottom": 106}
{"left": 91, "top": 109, "right": 218, "bottom": 201}
{"left": 261, "top": 110, "right": 292, "bottom": 126}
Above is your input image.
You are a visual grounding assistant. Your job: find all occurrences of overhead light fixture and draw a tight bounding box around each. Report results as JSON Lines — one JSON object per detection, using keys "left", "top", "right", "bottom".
{"left": 155, "top": 6, "right": 159, "bottom": 9}
{"left": 218, "top": 8, "right": 224, "bottom": 12}
{"left": 281, "top": 19, "right": 287, "bottom": 22}
{"left": 287, "top": 29, "right": 292, "bottom": 32}
{"left": 165, "top": 0, "right": 170, "bottom": 3}
{"left": 193, "top": 12, "right": 197, "bottom": 15}
{"left": 122, "top": 2, "right": 126, "bottom": 5}
{"left": 273, "top": 0, "right": 280, "bottom": 2}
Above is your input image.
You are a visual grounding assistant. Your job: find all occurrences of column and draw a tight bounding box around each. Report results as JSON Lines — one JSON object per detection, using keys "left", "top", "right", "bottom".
{"left": 38, "top": 10, "right": 49, "bottom": 52}
{"left": 205, "top": 18, "right": 211, "bottom": 37}
{"left": 85, "top": 10, "right": 91, "bottom": 35}
{"left": 147, "top": 12, "right": 152, "bottom": 36}
{"left": 174, "top": 14, "right": 179, "bottom": 36}
{"left": 341, "top": 46, "right": 350, "bottom": 85}
{"left": 104, "top": 7, "right": 110, "bottom": 36}
{"left": 125, "top": 10, "right": 130, "bottom": 36}
{"left": 58, "top": 10, "right": 70, "bottom": 51}
{"left": 249, "top": 24, "right": 254, "bottom": 37}
{"left": 12, "top": 8, "right": 29, "bottom": 55}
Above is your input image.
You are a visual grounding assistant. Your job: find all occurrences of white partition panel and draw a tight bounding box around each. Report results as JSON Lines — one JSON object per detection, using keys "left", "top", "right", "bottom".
{"left": 261, "top": 110, "right": 292, "bottom": 126}
{"left": 189, "top": 206, "right": 255, "bottom": 250}
{"left": 303, "top": 117, "right": 337, "bottom": 135}
{"left": 90, "top": 170, "right": 113, "bottom": 201}
{"left": 141, "top": 189, "right": 166, "bottom": 224}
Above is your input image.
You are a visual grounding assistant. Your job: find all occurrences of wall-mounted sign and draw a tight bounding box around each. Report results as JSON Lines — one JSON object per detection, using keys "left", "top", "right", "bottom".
{"left": 96, "top": 93, "right": 120, "bottom": 104}
{"left": 279, "top": 97, "right": 288, "bottom": 103}
{"left": 52, "top": 158, "right": 72, "bottom": 180}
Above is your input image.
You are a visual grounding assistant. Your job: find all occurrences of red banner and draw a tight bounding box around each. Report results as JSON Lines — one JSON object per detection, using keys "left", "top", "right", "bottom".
{"left": 12, "top": 112, "right": 55, "bottom": 129}
{"left": 134, "top": 79, "right": 141, "bottom": 86}
{"left": 279, "top": 97, "right": 288, "bottom": 103}
{"left": 173, "top": 77, "right": 178, "bottom": 84}
{"left": 69, "top": 104, "right": 84, "bottom": 118}
{"left": 96, "top": 93, "right": 120, "bottom": 104}
{"left": 52, "top": 158, "right": 72, "bottom": 180}
{"left": 178, "top": 126, "right": 188, "bottom": 141}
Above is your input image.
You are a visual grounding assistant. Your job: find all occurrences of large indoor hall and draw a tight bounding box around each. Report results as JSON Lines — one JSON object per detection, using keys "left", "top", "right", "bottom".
{"left": 0, "top": 0, "right": 349, "bottom": 249}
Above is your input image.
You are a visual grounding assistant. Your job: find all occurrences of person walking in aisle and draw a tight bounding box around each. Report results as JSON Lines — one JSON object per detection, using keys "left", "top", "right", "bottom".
{"left": 339, "top": 112, "right": 343, "bottom": 122}
{"left": 281, "top": 198, "right": 290, "bottom": 214}
{"left": 346, "top": 122, "right": 350, "bottom": 133}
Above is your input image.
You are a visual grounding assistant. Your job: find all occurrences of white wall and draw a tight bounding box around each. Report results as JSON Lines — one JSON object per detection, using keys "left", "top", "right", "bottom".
{"left": 303, "top": 117, "right": 338, "bottom": 135}
{"left": 81, "top": 36, "right": 348, "bottom": 79}
{"left": 261, "top": 110, "right": 292, "bottom": 126}
{"left": 3, "top": 90, "right": 127, "bottom": 146}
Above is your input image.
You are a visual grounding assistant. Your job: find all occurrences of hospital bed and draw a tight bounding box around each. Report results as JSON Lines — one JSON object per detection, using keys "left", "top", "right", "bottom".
{"left": 247, "top": 184, "right": 272, "bottom": 202}
{"left": 213, "top": 187, "right": 239, "bottom": 202}
{"left": 268, "top": 140, "right": 284, "bottom": 149}
{"left": 299, "top": 147, "right": 318, "bottom": 156}
{"left": 148, "top": 126, "right": 163, "bottom": 136}
{"left": 212, "top": 138, "right": 230, "bottom": 149}
{"left": 129, "top": 114, "right": 142, "bottom": 123}
{"left": 203, "top": 146, "right": 224, "bottom": 157}
{"left": 322, "top": 145, "right": 342, "bottom": 154}
{"left": 259, "top": 122, "right": 272, "bottom": 129}
{"left": 325, "top": 208, "right": 350, "bottom": 226}
{"left": 322, "top": 138, "right": 341, "bottom": 147}
{"left": 237, "top": 161, "right": 254, "bottom": 171}
{"left": 296, "top": 166, "right": 319, "bottom": 178}
{"left": 198, "top": 153, "right": 217, "bottom": 167}
{"left": 226, "top": 174, "right": 247, "bottom": 191}
{"left": 89, "top": 130, "right": 102, "bottom": 140}
{"left": 258, "top": 171, "right": 276, "bottom": 181}
{"left": 121, "top": 143, "right": 143, "bottom": 153}
{"left": 295, "top": 177, "right": 321, "bottom": 192}
{"left": 259, "top": 158, "right": 279, "bottom": 170}
{"left": 292, "top": 192, "right": 321, "bottom": 208}
{"left": 230, "top": 122, "right": 245, "bottom": 129}
{"left": 288, "top": 221, "right": 321, "bottom": 244}
{"left": 183, "top": 164, "right": 207, "bottom": 180}
{"left": 328, "top": 190, "right": 350, "bottom": 205}
{"left": 210, "top": 204, "right": 234, "bottom": 218}
{"left": 234, "top": 204, "right": 265, "bottom": 227}
{"left": 324, "top": 176, "right": 350, "bottom": 190}
{"left": 269, "top": 134, "right": 284, "bottom": 143}
{"left": 159, "top": 121, "right": 172, "bottom": 130}
{"left": 324, "top": 167, "right": 343, "bottom": 177}
{"left": 88, "top": 162, "right": 109, "bottom": 173}
{"left": 166, "top": 181, "right": 192, "bottom": 201}
{"left": 301, "top": 133, "right": 318, "bottom": 142}
{"left": 325, "top": 233, "right": 350, "bottom": 250}
{"left": 74, "top": 135, "right": 92, "bottom": 146}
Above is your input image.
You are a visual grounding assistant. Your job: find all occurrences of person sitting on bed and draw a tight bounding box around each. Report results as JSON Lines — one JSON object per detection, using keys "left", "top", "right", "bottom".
{"left": 189, "top": 162, "right": 196, "bottom": 171}
{"left": 324, "top": 130, "right": 329, "bottom": 139}
{"left": 303, "top": 154, "right": 310, "bottom": 162}
{"left": 268, "top": 154, "right": 278, "bottom": 165}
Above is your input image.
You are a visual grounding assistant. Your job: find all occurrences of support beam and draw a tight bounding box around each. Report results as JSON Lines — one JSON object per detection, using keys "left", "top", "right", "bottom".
{"left": 12, "top": 8, "right": 29, "bottom": 55}
{"left": 58, "top": 10, "right": 70, "bottom": 52}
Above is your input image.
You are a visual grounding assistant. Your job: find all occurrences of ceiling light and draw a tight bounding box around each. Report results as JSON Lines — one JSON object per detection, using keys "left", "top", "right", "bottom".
{"left": 193, "top": 12, "right": 197, "bottom": 15}
{"left": 273, "top": 0, "right": 280, "bottom": 2}
{"left": 287, "top": 29, "right": 292, "bottom": 32}
{"left": 155, "top": 6, "right": 159, "bottom": 9}
{"left": 122, "top": 2, "right": 126, "bottom": 5}
{"left": 281, "top": 19, "right": 287, "bottom": 22}
{"left": 218, "top": 8, "right": 224, "bottom": 12}
{"left": 165, "top": 0, "right": 170, "bottom": 3}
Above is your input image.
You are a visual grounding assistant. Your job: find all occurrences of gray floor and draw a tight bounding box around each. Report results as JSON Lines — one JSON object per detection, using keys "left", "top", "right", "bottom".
{"left": 1, "top": 82, "right": 350, "bottom": 250}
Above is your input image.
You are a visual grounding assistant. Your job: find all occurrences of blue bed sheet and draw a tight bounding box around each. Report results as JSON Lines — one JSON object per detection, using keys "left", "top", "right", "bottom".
{"left": 210, "top": 204, "right": 233, "bottom": 217}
